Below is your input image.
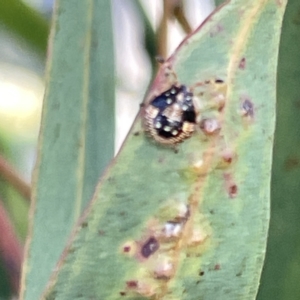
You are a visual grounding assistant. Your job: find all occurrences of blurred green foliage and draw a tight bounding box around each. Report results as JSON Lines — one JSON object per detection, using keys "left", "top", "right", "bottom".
{"left": 257, "top": 0, "right": 300, "bottom": 299}
{"left": 0, "top": 0, "right": 49, "bottom": 298}
{"left": 0, "top": 0, "right": 49, "bottom": 56}
{"left": 20, "top": 1, "right": 115, "bottom": 299}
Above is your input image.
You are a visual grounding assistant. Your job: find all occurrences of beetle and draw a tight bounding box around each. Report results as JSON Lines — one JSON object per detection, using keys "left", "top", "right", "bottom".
{"left": 143, "top": 84, "right": 196, "bottom": 145}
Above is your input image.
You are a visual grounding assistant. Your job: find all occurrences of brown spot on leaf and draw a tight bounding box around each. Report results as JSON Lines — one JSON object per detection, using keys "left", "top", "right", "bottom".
{"left": 215, "top": 78, "right": 224, "bottom": 84}
{"left": 223, "top": 156, "right": 232, "bottom": 164}
{"left": 123, "top": 246, "right": 131, "bottom": 253}
{"left": 141, "top": 237, "right": 159, "bottom": 258}
{"left": 133, "top": 131, "right": 140, "bottom": 136}
{"left": 219, "top": 148, "right": 236, "bottom": 168}
{"left": 214, "top": 264, "right": 221, "bottom": 270}
{"left": 126, "top": 281, "right": 138, "bottom": 289}
{"left": 155, "top": 274, "right": 171, "bottom": 281}
{"left": 284, "top": 156, "right": 300, "bottom": 171}
{"left": 224, "top": 173, "right": 238, "bottom": 198}
{"left": 120, "top": 291, "right": 126, "bottom": 296}
{"left": 199, "top": 271, "right": 205, "bottom": 276}
{"left": 121, "top": 241, "right": 136, "bottom": 256}
{"left": 294, "top": 11, "right": 300, "bottom": 25}
{"left": 81, "top": 222, "right": 88, "bottom": 228}
{"left": 239, "top": 57, "right": 246, "bottom": 69}
{"left": 228, "top": 184, "right": 238, "bottom": 198}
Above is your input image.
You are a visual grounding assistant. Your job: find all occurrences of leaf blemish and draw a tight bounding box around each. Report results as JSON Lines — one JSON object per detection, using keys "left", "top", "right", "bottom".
{"left": 153, "top": 258, "right": 174, "bottom": 279}
{"left": 209, "top": 24, "right": 224, "bottom": 37}
{"left": 239, "top": 57, "right": 246, "bottom": 69}
{"left": 123, "top": 246, "right": 131, "bottom": 253}
{"left": 224, "top": 173, "right": 238, "bottom": 198}
{"left": 141, "top": 237, "right": 159, "bottom": 258}
{"left": 199, "top": 118, "right": 221, "bottom": 135}
{"left": 188, "top": 227, "right": 208, "bottom": 246}
{"left": 121, "top": 240, "right": 137, "bottom": 257}
{"left": 163, "top": 221, "right": 183, "bottom": 238}
{"left": 215, "top": 79, "right": 224, "bottom": 84}
{"left": 81, "top": 222, "right": 88, "bottom": 228}
{"left": 125, "top": 280, "right": 157, "bottom": 297}
{"left": 229, "top": 184, "right": 238, "bottom": 198}
{"left": 284, "top": 156, "right": 300, "bottom": 171}
{"left": 191, "top": 153, "right": 213, "bottom": 175}
{"left": 218, "top": 148, "right": 236, "bottom": 168}
{"left": 126, "top": 280, "right": 138, "bottom": 288}
{"left": 241, "top": 98, "right": 254, "bottom": 118}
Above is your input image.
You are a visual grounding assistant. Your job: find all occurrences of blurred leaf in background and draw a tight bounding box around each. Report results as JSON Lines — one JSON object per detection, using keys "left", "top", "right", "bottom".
{"left": 257, "top": 0, "right": 300, "bottom": 299}
{"left": 0, "top": 0, "right": 50, "bottom": 298}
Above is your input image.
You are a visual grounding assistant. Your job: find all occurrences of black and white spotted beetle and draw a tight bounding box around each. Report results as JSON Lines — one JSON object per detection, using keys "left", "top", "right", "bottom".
{"left": 144, "top": 85, "right": 197, "bottom": 145}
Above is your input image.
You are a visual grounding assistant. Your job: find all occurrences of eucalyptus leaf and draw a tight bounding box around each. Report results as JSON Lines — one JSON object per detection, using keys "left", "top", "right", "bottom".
{"left": 257, "top": 0, "right": 300, "bottom": 299}
{"left": 42, "top": 0, "right": 286, "bottom": 299}
{"left": 20, "top": 1, "right": 115, "bottom": 299}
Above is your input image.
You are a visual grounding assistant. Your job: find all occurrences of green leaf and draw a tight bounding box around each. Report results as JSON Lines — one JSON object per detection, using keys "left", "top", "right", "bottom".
{"left": 0, "top": 0, "right": 49, "bottom": 56}
{"left": 257, "top": 1, "right": 300, "bottom": 299}
{"left": 43, "top": 0, "right": 286, "bottom": 299}
{"left": 20, "top": 1, "right": 115, "bottom": 299}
